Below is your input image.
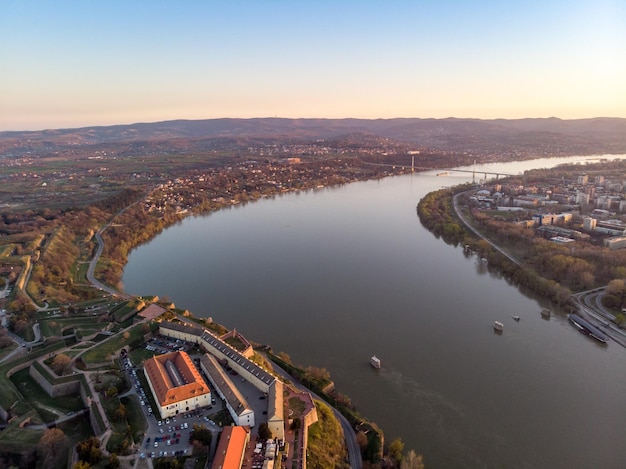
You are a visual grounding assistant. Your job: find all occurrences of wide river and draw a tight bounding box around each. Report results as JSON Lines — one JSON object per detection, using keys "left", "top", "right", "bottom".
{"left": 123, "top": 155, "right": 626, "bottom": 468}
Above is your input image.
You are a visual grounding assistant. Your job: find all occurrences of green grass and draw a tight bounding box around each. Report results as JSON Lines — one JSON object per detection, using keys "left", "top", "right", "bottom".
{"left": 224, "top": 335, "right": 246, "bottom": 351}
{"left": 0, "top": 410, "right": 44, "bottom": 451}
{"left": 0, "top": 341, "right": 67, "bottom": 418}
{"left": 120, "top": 394, "right": 148, "bottom": 441}
{"left": 39, "top": 316, "right": 106, "bottom": 337}
{"left": 0, "top": 341, "right": 18, "bottom": 361}
{"left": 72, "top": 261, "right": 90, "bottom": 284}
{"left": 10, "top": 368, "right": 86, "bottom": 423}
{"left": 129, "top": 346, "right": 156, "bottom": 366}
{"left": 288, "top": 396, "right": 306, "bottom": 419}
{"left": 81, "top": 323, "right": 148, "bottom": 364}
{"left": 306, "top": 400, "right": 349, "bottom": 469}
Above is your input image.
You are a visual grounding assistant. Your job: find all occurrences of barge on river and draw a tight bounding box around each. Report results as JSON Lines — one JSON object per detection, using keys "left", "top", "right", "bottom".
{"left": 567, "top": 313, "right": 609, "bottom": 343}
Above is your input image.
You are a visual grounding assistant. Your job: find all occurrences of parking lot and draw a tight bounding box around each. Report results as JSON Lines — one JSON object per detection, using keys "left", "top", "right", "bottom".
{"left": 121, "top": 343, "right": 225, "bottom": 460}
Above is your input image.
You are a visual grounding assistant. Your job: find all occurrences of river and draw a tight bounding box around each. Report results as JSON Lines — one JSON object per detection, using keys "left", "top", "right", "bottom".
{"left": 123, "top": 154, "right": 626, "bottom": 468}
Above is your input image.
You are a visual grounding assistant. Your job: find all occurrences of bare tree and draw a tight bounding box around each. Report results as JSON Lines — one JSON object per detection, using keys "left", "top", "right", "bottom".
{"left": 400, "top": 450, "right": 425, "bottom": 469}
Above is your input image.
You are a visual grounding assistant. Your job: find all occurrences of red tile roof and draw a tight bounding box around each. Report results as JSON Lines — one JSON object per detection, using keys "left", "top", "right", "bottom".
{"left": 211, "top": 426, "right": 249, "bottom": 469}
{"left": 144, "top": 351, "right": 209, "bottom": 406}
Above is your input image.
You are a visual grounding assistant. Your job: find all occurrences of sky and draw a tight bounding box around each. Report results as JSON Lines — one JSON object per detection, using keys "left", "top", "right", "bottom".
{"left": 2, "top": 0, "right": 625, "bottom": 131}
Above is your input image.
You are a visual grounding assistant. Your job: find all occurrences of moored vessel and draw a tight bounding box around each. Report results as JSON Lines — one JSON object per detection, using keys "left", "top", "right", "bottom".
{"left": 568, "top": 313, "right": 609, "bottom": 343}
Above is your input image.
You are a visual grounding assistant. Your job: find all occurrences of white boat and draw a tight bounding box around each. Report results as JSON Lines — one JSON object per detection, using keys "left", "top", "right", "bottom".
{"left": 513, "top": 315, "right": 520, "bottom": 321}
{"left": 370, "top": 355, "right": 381, "bottom": 369}
{"left": 493, "top": 321, "right": 504, "bottom": 332}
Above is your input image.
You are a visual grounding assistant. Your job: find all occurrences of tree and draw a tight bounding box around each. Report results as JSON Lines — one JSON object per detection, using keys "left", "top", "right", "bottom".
{"left": 290, "top": 418, "right": 301, "bottom": 430}
{"left": 257, "top": 422, "right": 272, "bottom": 440}
{"left": 190, "top": 424, "right": 212, "bottom": 446}
{"left": 114, "top": 403, "right": 127, "bottom": 421}
{"left": 400, "top": 450, "right": 425, "bottom": 469}
{"left": 38, "top": 428, "right": 69, "bottom": 469}
{"left": 277, "top": 351, "right": 292, "bottom": 364}
{"left": 305, "top": 366, "right": 331, "bottom": 382}
{"left": 154, "top": 459, "right": 183, "bottom": 469}
{"left": 73, "top": 461, "right": 91, "bottom": 469}
{"left": 106, "top": 453, "right": 120, "bottom": 469}
{"left": 387, "top": 438, "right": 405, "bottom": 463}
{"left": 51, "top": 353, "right": 73, "bottom": 375}
{"left": 605, "top": 279, "right": 626, "bottom": 311}
{"left": 76, "top": 436, "right": 102, "bottom": 465}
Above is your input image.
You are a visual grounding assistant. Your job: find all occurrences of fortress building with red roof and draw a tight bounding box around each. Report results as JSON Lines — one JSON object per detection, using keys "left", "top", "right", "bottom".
{"left": 143, "top": 350, "right": 211, "bottom": 419}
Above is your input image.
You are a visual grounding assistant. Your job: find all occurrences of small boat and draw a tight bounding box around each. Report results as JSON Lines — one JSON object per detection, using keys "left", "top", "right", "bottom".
{"left": 513, "top": 316, "right": 520, "bottom": 321}
{"left": 540, "top": 308, "right": 551, "bottom": 319}
{"left": 370, "top": 355, "right": 381, "bottom": 369}
{"left": 493, "top": 321, "right": 504, "bottom": 332}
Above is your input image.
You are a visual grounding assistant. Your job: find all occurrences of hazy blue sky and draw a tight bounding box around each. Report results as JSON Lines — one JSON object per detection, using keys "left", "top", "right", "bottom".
{"left": 2, "top": 0, "right": 625, "bottom": 130}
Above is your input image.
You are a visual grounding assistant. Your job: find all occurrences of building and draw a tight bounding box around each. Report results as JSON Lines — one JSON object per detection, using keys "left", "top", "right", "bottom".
{"left": 159, "top": 321, "right": 285, "bottom": 436}
{"left": 159, "top": 322, "right": 276, "bottom": 393}
{"left": 576, "top": 191, "right": 590, "bottom": 205}
{"left": 211, "top": 425, "right": 250, "bottom": 469}
{"left": 144, "top": 351, "right": 211, "bottom": 419}
{"left": 266, "top": 380, "right": 285, "bottom": 440}
{"left": 583, "top": 217, "right": 597, "bottom": 231}
{"left": 604, "top": 236, "right": 626, "bottom": 250}
{"left": 200, "top": 353, "right": 255, "bottom": 427}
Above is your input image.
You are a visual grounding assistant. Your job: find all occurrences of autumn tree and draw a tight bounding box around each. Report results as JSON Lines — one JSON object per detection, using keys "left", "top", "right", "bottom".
{"left": 604, "top": 279, "right": 626, "bottom": 311}
{"left": 114, "top": 403, "right": 127, "bottom": 421}
{"left": 76, "top": 436, "right": 103, "bottom": 465}
{"left": 387, "top": 438, "right": 405, "bottom": 464}
{"left": 51, "top": 353, "right": 73, "bottom": 375}
{"left": 106, "top": 453, "right": 120, "bottom": 469}
{"left": 38, "top": 428, "right": 69, "bottom": 469}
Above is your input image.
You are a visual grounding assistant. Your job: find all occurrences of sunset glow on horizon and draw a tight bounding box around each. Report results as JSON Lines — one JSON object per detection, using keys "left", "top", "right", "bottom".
{"left": 2, "top": 0, "right": 625, "bottom": 131}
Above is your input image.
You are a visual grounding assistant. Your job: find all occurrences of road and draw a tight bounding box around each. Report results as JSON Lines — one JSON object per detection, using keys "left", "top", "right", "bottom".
{"left": 268, "top": 359, "right": 362, "bottom": 469}
{"left": 453, "top": 191, "right": 626, "bottom": 349}
{"left": 453, "top": 191, "right": 522, "bottom": 266}
{"left": 86, "top": 201, "right": 142, "bottom": 298}
{"left": 571, "top": 289, "right": 626, "bottom": 348}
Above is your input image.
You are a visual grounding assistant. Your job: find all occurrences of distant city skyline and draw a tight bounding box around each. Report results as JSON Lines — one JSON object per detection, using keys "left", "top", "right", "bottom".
{"left": 2, "top": 0, "right": 625, "bottom": 131}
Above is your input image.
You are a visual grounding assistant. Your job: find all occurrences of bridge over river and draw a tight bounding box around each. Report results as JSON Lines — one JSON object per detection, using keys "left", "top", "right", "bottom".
{"left": 358, "top": 157, "right": 518, "bottom": 180}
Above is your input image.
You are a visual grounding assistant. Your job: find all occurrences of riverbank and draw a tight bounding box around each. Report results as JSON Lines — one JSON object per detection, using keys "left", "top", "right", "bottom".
{"left": 417, "top": 160, "right": 626, "bottom": 345}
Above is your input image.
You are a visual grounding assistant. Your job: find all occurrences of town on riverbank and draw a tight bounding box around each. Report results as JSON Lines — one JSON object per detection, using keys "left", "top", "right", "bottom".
{"left": 418, "top": 158, "right": 626, "bottom": 346}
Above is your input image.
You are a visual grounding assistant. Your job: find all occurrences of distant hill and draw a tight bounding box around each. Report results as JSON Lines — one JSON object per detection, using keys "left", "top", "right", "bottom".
{"left": 2, "top": 117, "right": 626, "bottom": 159}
